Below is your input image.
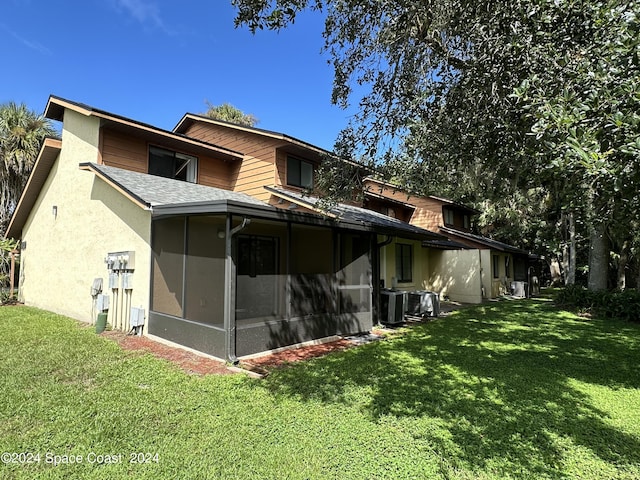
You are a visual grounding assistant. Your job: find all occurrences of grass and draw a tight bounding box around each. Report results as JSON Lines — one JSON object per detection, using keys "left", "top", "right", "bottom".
{"left": 0, "top": 296, "right": 639, "bottom": 479}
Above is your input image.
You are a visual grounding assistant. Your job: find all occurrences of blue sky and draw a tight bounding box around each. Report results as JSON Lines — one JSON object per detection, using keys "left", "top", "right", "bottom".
{"left": 1, "top": 0, "right": 354, "bottom": 150}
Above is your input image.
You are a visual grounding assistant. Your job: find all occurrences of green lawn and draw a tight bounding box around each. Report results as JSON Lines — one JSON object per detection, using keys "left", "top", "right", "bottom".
{"left": 1, "top": 297, "right": 639, "bottom": 479}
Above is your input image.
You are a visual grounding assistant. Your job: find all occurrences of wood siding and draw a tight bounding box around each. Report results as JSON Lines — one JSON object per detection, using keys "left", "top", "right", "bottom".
{"left": 101, "top": 129, "right": 147, "bottom": 172}
{"left": 363, "top": 180, "right": 443, "bottom": 231}
{"left": 100, "top": 128, "right": 234, "bottom": 191}
{"left": 184, "top": 122, "right": 292, "bottom": 202}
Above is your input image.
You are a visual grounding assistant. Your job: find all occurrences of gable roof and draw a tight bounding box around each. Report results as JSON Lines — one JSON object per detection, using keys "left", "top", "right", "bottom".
{"left": 440, "top": 226, "right": 529, "bottom": 255}
{"left": 174, "top": 113, "right": 369, "bottom": 170}
{"left": 265, "top": 186, "right": 447, "bottom": 241}
{"left": 79, "top": 164, "right": 441, "bottom": 239}
{"left": 364, "top": 177, "right": 481, "bottom": 215}
{"left": 80, "top": 163, "right": 268, "bottom": 211}
{"left": 45, "top": 96, "right": 245, "bottom": 162}
{"left": 5, "top": 137, "right": 62, "bottom": 239}
{"left": 174, "top": 113, "right": 332, "bottom": 155}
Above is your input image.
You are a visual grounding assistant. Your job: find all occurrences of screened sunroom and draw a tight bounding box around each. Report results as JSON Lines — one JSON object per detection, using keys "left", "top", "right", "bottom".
{"left": 149, "top": 211, "right": 374, "bottom": 361}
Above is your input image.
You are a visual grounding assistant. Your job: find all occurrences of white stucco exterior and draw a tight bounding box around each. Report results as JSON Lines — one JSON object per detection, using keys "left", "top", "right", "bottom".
{"left": 19, "top": 109, "right": 152, "bottom": 324}
{"left": 426, "top": 249, "right": 485, "bottom": 304}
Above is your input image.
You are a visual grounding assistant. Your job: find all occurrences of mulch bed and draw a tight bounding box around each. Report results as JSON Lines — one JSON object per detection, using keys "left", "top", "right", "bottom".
{"left": 101, "top": 330, "right": 357, "bottom": 376}
{"left": 101, "top": 331, "right": 233, "bottom": 376}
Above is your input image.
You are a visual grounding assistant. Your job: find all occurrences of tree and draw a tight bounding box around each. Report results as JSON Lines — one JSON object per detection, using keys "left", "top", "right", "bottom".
{"left": 203, "top": 101, "right": 258, "bottom": 127}
{"left": 232, "top": 0, "right": 640, "bottom": 291}
{"left": 0, "top": 102, "right": 55, "bottom": 235}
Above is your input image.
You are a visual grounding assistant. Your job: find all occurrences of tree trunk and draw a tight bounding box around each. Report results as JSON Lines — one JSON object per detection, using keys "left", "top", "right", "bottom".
{"left": 550, "top": 257, "right": 563, "bottom": 286}
{"left": 588, "top": 222, "right": 609, "bottom": 291}
{"left": 566, "top": 212, "right": 576, "bottom": 285}
{"left": 617, "top": 240, "right": 629, "bottom": 290}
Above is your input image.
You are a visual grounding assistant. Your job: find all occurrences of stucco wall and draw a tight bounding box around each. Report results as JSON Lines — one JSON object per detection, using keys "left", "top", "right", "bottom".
{"left": 379, "top": 238, "right": 429, "bottom": 291}
{"left": 427, "top": 249, "right": 484, "bottom": 304}
{"left": 20, "top": 109, "right": 152, "bottom": 324}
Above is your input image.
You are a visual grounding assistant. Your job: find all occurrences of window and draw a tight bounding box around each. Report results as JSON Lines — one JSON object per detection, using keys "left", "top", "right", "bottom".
{"left": 463, "top": 214, "right": 470, "bottom": 229}
{"left": 287, "top": 156, "right": 313, "bottom": 188}
{"left": 492, "top": 255, "right": 500, "bottom": 279}
{"left": 395, "top": 243, "right": 413, "bottom": 283}
{"left": 237, "top": 235, "right": 279, "bottom": 278}
{"left": 443, "top": 208, "right": 454, "bottom": 226}
{"left": 149, "top": 146, "right": 197, "bottom": 183}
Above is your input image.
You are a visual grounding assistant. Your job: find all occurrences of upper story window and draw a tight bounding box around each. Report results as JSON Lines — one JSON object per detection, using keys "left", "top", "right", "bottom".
{"left": 463, "top": 214, "right": 470, "bottom": 229}
{"left": 287, "top": 156, "right": 313, "bottom": 189}
{"left": 149, "top": 146, "right": 197, "bottom": 183}
{"left": 443, "top": 208, "right": 454, "bottom": 226}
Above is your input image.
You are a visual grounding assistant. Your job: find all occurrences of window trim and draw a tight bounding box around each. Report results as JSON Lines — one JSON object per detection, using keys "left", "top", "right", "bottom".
{"left": 286, "top": 155, "right": 314, "bottom": 189}
{"left": 443, "top": 208, "right": 454, "bottom": 226}
{"left": 395, "top": 243, "right": 413, "bottom": 283}
{"left": 492, "top": 255, "right": 500, "bottom": 279}
{"left": 148, "top": 145, "right": 198, "bottom": 183}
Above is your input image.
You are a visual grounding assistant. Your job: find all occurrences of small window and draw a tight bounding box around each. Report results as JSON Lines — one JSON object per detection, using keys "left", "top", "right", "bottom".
{"left": 149, "top": 146, "right": 197, "bottom": 183}
{"left": 287, "top": 156, "right": 313, "bottom": 188}
{"left": 395, "top": 243, "right": 413, "bottom": 283}
{"left": 463, "top": 214, "right": 470, "bottom": 229}
{"left": 444, "top": 208, "right": 454, "bottom": 226}
{"left": 493, "top": 255, "right": 500, "bottom": 279}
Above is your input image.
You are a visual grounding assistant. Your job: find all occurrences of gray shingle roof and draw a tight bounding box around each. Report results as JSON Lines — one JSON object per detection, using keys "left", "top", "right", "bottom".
{"left": 265, "top": 186, "right": 446, "bottom": 240}
{"left": 83, "top": 163, "right": 268, "bottom": 208}
{"left": 440, "top": 226, "right": 529, "bottom": 255}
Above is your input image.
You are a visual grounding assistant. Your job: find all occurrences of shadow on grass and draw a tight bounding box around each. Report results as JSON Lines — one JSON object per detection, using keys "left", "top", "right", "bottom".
{"left": 262, "top": 299, "right": 640, "bottom": 478}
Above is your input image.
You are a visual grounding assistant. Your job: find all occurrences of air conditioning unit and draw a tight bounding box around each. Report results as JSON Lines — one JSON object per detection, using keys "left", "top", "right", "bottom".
{"left": 510, "top": 281, "right": 528, "bottom": 298}
{"left": 380, "top": 289, "right": 406, "bottom": 325}
{"left": 406, "top": 291, "right": 440, "bottom": 318}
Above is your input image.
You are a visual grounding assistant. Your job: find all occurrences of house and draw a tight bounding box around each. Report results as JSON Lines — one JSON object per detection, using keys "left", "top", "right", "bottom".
{"left": 362, "top": 178, "right": 538, "bottom": 302}
{"left": 5, "top": 95, "right": 445, "bottom": 362}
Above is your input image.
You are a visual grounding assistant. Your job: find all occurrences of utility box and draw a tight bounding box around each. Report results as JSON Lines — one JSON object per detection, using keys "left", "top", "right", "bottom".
{"left": 96, "top": 294, "right": 110, "bottom": 312}
{"left": 130, "top": 307, "right": 145, "bottom": 327}
{"left": 105, "top": 251, "right": 135, "bottom": 271}
{"left": 122, "top": 272, "right": 133, "bottom": 290}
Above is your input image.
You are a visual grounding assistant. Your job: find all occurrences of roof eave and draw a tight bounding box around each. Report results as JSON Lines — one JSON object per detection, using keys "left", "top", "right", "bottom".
{"left": 5, "top": 138, "right": 62, "bottom": 239}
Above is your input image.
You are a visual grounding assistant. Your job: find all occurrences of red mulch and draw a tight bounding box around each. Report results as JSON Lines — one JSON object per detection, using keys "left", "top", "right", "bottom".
{"left": 101, "top": 331, "right": 233, "bottom": 376}
{"left": 101, "top": 330, "right": 357, "bottom": 376}
{"left": 244, "top": 339, "right": 354, "bottom": 368}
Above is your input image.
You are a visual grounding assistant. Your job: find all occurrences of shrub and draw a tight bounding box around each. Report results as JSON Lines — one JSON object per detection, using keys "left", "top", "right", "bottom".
{"left": 554, "top": 285, "right": 640, "bottom": 322}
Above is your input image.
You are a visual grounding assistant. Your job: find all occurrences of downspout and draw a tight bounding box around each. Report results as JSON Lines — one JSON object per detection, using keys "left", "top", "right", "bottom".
{"left": 224, "top": 216, "right": 251, "bottom": 365}
{"left": 479, "top": 250, "right": 486, "bottom": 299}
{"left": 373, "top": 235, "right": 394, "bottom": 325}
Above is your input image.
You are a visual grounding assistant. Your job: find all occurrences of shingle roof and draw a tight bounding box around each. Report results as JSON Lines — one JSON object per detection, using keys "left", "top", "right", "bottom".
{"left": 265, "top": 186, "right": 446, "bottom": 240}
{"left": 440, "top": 226, "right": 529, "bottom": 255}
{"left": 82, "top": 163, "right": 269, "bottom": 208}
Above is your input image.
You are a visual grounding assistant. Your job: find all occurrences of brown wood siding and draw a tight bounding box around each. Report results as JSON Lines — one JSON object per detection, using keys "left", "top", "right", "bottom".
{"left": 197, "top": 156, "right": 233, "bottom": 190}
{"left": 184, "top": 123, "right": 284, "bottom": 161}
{"left": 363, "top": 180, "right": 443, "bottom": 231}
{"left": 101, "top": 129, "right": 147, "bottom": 172}
{"left": 231, "top": 157, "right": 275, "bottom": 201}
{"left": 101, "top": 128, "right": 235, "bottom": 190}
{"left": 184, "top": 122, "right": 291, "bottom": 201}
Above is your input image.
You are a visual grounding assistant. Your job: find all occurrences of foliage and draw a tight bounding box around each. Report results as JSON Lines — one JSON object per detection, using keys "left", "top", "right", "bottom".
{"left": 232, "top": 0, "right": 640, "bottom": 290}
{"left": 555, "top": 284, "right": 640, "bottom": 322}
{"left": 0, "top": 237, "right": 18, "bottom": 288}
{"left": 1, "top": 302, "right": 640, "bottom": 478}
{"left": 0, "top": 102, "right": 55, "bottom": 235}
{"left": 202, "top": 101, "right": 258, "bottom": 127}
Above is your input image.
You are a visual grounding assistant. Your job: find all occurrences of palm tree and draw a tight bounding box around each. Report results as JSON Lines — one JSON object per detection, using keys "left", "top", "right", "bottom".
{"left": 203, "top": 101, "right": 258, "bottom": 127}
{"left": 0, "top": 102, "right": 55, "bottom": 235}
